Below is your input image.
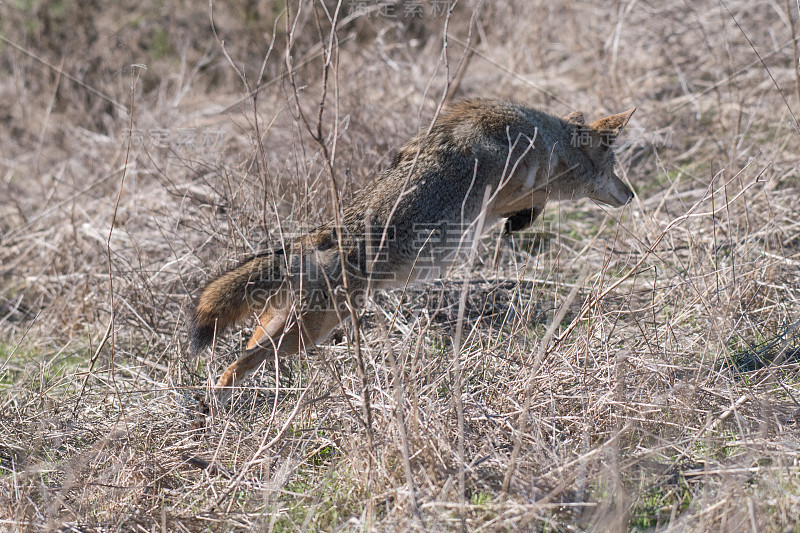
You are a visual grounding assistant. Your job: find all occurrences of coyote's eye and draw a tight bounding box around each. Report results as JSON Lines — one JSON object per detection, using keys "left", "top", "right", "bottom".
{"left": 605, "top": 153, "right": 617, "bottom": 170}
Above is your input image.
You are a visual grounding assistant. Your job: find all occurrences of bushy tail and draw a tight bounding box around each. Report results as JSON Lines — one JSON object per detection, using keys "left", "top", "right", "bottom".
{"left": 190, "top": 252, "right": 284, "bottom": 354}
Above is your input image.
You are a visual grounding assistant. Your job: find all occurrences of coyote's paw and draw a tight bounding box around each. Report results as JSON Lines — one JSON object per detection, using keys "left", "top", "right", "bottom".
{"left": 189, "top": 392, "right": 211, "bottom": 431}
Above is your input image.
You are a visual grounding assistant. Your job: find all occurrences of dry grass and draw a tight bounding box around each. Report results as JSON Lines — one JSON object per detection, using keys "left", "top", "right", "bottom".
{"left": 3, "top": 0, "right": 800, "bottom": 531}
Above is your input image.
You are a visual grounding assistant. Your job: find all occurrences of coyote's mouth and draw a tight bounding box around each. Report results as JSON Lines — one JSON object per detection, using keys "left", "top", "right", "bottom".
{"left": 590, "top": 175, "right": 634, "bottom": 208}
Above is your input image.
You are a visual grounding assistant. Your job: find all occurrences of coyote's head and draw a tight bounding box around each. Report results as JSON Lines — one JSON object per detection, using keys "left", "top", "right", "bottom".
{"left": 561, "top": 107, "right": 636, "bottom": 208}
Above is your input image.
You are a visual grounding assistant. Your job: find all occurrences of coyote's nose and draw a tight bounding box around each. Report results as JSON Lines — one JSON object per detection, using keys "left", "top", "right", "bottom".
{"left": 623, "top": 188, "right": 634, "bottom": 205}
{"left": 601, "top": 182, "right": 634, "bottom": 208}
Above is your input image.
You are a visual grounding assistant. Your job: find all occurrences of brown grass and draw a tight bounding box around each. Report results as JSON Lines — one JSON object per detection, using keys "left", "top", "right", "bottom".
{"left": 3, "top": 0, "right": 800, "bottom": 531}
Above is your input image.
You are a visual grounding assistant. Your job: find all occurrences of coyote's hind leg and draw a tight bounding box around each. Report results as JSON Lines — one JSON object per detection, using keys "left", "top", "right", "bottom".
{"left": 214, "top": 306, "right": 346, "bottom": 401}
{"left": 214, "top": 306, "right": 294, "bottom": 398}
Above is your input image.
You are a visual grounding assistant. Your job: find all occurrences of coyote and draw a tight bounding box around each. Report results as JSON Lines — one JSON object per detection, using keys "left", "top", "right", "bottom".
{"left": 190, "top": 99, "right": 635, "bottom": 396}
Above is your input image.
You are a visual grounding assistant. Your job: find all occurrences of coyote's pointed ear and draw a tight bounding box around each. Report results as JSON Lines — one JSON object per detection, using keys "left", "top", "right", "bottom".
{"left": 588, "top": 107, "right": 636, "bottom": 145}
{"left": 562, "top": 110, "right": 585, "bottom": 125}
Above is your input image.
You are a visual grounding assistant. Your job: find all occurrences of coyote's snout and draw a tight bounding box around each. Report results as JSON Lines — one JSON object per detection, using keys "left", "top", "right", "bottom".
{"left": 190, "top": 98, "right": 636, "bottom": 398}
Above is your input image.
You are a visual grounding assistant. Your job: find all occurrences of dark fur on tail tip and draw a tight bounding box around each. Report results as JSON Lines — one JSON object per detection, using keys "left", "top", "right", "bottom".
{"left": 189, "top": 315, "right": 216, "bottom": 355}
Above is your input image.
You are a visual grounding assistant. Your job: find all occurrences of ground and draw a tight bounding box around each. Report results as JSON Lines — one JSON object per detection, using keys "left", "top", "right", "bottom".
{"left": 2, "top": 0, "right": 800, "bottom": 531}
